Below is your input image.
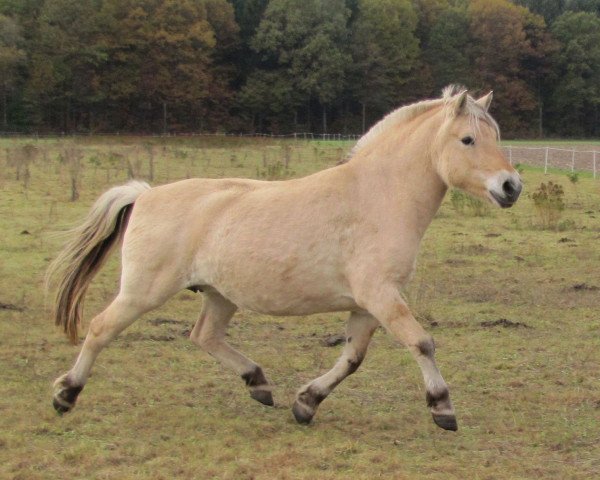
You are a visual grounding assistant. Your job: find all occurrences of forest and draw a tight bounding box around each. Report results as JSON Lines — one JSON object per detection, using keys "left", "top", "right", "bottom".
{"left": 0, "top": 0, "right": 599, "bottom": 138}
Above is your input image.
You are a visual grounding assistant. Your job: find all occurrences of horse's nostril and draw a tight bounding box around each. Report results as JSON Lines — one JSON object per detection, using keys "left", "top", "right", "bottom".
{"left": 503, "top": 180, "right": 515, "bottom": 196}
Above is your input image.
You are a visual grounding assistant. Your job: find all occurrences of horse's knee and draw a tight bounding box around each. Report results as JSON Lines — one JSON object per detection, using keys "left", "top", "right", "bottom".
{"left": 415, "top": 335, "right": 435, "bottom": 359}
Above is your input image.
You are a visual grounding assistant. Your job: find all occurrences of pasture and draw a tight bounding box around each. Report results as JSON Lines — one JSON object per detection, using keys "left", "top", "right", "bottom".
{"left": 1, "top": 136, "right": 599, "bottom": 479}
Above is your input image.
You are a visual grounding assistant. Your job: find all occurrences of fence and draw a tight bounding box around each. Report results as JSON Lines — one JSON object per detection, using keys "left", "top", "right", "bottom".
{"left": 502, "top": 146, "right": 598, "bottom": 178}
{"left": 2, "top": 130, "right": 598, "bottom": 178}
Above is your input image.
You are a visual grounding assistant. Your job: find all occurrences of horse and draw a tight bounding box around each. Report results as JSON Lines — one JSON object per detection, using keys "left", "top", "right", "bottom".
{"left": 49, "top": 86, "right": 522, "bottom": 431}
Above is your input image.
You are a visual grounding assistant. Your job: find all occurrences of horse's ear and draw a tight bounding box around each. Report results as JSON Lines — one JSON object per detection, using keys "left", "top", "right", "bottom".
{"left": 452, "top": 90, "right": 468, "bottom": 116}
{"left": 476, "top": 91, "right": 493, "bottom": 112}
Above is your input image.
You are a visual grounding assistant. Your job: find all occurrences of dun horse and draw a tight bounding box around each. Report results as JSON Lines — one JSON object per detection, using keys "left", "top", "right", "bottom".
{"left": 49, "top": 87, "right": 522, "bottom": 431}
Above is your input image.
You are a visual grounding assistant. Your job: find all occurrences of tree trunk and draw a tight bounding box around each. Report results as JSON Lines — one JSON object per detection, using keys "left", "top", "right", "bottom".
{"left": 538, "top": 101, "right": 543, "bottom": 139}
{"left": 294, "top": 110, "right": 298, "bottom": 132}
{"left": 362, "top": 102, "right": 366, "bottom": 133}
{"left": 322, "top": 105, "right": 327, "bottom": 134}
{"left": 537, "top": 81, "right": 543, "bottom": 138}
{"left": 163, "top": 101, "right": 168, "bottom": 135}
{"left": 306, "top": 98, "right": 311, "bottom": 132}
{"left": 2, "top": 90, "right": 7, "bottom": 129}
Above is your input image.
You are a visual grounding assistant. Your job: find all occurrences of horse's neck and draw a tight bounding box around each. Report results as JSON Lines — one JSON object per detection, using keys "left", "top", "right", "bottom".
{"left": 348, "top": 127, "right": 447, "bottom": 239}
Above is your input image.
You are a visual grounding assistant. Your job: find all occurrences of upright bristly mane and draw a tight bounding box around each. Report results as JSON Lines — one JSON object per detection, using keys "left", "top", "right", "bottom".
{"left": 342, "top": 85, "right": 500, "bottom": 163}
{"left": 441, "top": 84, "right": 500, "bottom": 140}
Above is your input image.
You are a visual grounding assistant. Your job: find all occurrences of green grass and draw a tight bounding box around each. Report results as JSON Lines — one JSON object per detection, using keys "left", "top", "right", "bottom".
{"left": 1, "top": 137, "right": 599, "bottom": 479}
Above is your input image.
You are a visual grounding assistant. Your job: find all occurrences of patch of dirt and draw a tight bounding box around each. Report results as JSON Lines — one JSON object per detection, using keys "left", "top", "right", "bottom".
{"left": 121, "top": 332, "right": 177, "bottom": 342}
{"left": 149, "top": 317, "right": 185, "bottom": 326}
{"left": 417, "top": 314, "right": 466, "bottom": 329}
{"left": 321, "top": 333, "right": 345, "bottom": 347}
{"left": 445, "top": 258, "right": 470, "bottom": 266}
{"left": 180, "top": 328, "right": 192, "bottom": 337}
{"left": 480, "top": 318, "right": 532, "bottom": 329}
{"left": 455, "top": 243, "right": 493, "bottom": 255}
{"left": 572, "top": 283, "right": 599, "bottom": 291}
{"left": 484, "top": 233, "right": 502, "bottom": 238}
{"left": 0, "top": 302, "right": 24, "bottom": 312}
{"left": 418, "top": 313, "right": 438, "bottom": 328}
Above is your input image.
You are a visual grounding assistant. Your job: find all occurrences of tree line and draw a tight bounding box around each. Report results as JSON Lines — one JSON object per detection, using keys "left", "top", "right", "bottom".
{"left": 1, "top": 0, "right": 599, "bottom": 138}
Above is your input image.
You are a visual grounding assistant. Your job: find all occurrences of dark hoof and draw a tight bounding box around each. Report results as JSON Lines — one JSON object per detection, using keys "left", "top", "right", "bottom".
{"left": 250, "top": 389, "right": 274, "bottom": 407}
{"left": 53, "top": 376, "right": 83, "bottom": 415}
{"left": 292, "top": 400, "right": 314, "bottom": 425}
{"left": 432, "top": 413, "right": 458, "bottom": 431}
{"left": 52, "top": 397, "right": 72, "bottom": 415}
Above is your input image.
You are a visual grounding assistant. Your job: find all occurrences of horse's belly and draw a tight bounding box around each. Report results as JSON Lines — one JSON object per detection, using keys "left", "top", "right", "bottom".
{"left": 207, "top": 259, "right": 358, "bottom": 315}
{"left": 220, "top": 287, "right": 359, "bottom": 316}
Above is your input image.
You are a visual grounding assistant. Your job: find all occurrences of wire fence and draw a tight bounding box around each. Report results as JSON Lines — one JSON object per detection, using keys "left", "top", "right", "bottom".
{"left": 2, "top": 131, "right": 598, "bottom": 178}
{"left": 502, "top": 146, "right": 599, "bottom": 178}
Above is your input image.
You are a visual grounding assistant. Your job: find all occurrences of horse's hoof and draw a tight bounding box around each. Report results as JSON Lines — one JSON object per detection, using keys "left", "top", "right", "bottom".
{"left": 432, "top": 413, "right": 458, "bottom": 431}
{"left": 250, "top": 389, "right": 274, "bottom": 406}
{"left": 53, "top": 375, "right": 83, "bottom": 415}
{"left": 292, "top": 400, "right": 314, "bottom": 425}
{"left": 52, "top": 397, "right": 72, "bottom": 415}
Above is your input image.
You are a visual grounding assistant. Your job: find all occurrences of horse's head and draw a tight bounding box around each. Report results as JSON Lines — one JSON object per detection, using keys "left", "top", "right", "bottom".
{"left": 434, "top": 88, "right": 522, "bottom": 208}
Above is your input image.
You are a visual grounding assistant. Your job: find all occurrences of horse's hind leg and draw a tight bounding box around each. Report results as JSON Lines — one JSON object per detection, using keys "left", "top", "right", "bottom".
{"left": 53, "top": 293, "right": 167, "bottom": 414}
{"left": 190, "top": 291, "right": 274, "bottom": 406}
{"left": 292, "top": 311, "right": 379, "bottom": 424}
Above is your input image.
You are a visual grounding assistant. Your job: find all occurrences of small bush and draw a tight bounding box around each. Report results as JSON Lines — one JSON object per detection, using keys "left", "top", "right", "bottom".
{"left": 450, "top": 189, "right": 490, "bottom": 217}
{"left": 256, "top": 160, "right": 294, "bottom": 180}
{"left": 567, "top": 172, "right": 579, "bottom": 185}
{"left": 531, "top": 181, "right": 565, "bottom": 229}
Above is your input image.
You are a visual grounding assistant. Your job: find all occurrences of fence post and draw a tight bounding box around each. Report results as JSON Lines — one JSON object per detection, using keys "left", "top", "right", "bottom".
{"left": 508, "top": 146, "right": 512, "bottom": 165}
{"left": 544, "top": 147, "right": 549, "bottom": 174}
{"left": 571, "top": 149, "right": 575, "bottom": 172}
{"left": 594, "top": 151, "right": 597, "bottom": 179}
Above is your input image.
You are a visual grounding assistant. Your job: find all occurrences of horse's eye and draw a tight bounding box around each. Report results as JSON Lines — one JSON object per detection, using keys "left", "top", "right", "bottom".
{"left": 461, "top": 136, "right": 475, "bottom": 146}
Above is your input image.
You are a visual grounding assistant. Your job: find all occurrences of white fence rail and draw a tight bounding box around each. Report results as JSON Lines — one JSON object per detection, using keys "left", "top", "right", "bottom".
{"left": 502, "top": 146, "right": 598, "bottom": 178}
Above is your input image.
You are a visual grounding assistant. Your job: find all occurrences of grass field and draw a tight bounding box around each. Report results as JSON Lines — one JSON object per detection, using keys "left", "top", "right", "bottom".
{"left": 1, "top": 137, "right": 599, "bottom": 479}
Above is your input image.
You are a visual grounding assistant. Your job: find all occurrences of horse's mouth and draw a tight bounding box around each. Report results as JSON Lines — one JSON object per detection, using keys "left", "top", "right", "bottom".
{"left": 488, "top": 190, "right": 516, "bottom": 208}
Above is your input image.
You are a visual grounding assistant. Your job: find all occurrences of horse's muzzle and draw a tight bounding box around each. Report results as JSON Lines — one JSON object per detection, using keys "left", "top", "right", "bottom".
{"left": 491, "top": 178, "right": 522, "bottom": 208}
{"left": 488, "top": 174, "right": 522, "bottom": 208}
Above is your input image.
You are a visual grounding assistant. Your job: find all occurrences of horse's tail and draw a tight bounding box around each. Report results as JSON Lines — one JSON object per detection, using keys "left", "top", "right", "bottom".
{"left": 46, "top": 180, "right": 151, "bottom": 344}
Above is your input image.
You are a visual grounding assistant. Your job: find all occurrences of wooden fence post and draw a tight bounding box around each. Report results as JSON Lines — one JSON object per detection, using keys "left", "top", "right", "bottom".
{"left": 544, "top": 147, "right": 549, "bottom": 174}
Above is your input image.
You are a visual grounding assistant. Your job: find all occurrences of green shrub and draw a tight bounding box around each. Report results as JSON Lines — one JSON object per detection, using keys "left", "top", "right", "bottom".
{"left": 531, "top": 181, "right": 565, "bottom": 229}
{"left": 256, "top": 160, "right": 295, "bottom": 180}
{"left": 450, "top": 189, "right": 491, "bottom": 217}
{"left": 567, "top": 172, "right": 579, "bottom": 185}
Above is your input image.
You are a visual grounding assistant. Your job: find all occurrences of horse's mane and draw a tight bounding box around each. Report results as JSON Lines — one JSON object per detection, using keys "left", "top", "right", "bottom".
{"left": 341, "top": 85, "right": 500, "bottom": 163}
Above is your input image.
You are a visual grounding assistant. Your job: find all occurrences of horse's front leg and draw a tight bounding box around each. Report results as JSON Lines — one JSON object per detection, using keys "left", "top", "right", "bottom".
{"left": 357, "top": 284, "right": 457, "bottom": 431}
